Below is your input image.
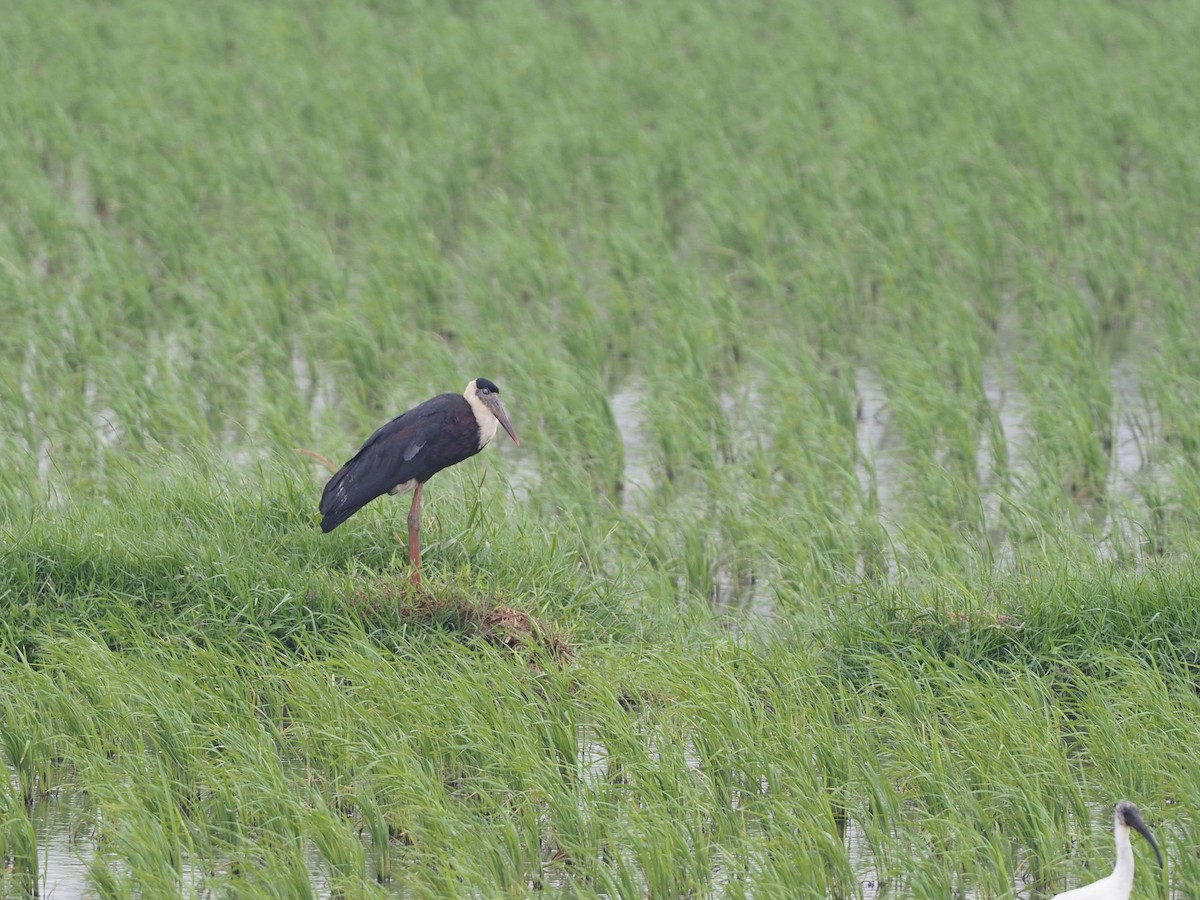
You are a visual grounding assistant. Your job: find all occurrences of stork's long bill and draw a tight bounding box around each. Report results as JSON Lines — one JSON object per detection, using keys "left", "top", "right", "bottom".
{"left": 466, "top": 379, "right": 520, "bottom": 447}
{"left": 488, "top": 396, "right": 520, "bottom": 446}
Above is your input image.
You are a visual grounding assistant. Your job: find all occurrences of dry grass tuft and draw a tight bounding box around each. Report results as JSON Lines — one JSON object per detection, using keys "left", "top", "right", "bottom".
{"left": 354, "top": 578, "right": 573, "bottom": 665}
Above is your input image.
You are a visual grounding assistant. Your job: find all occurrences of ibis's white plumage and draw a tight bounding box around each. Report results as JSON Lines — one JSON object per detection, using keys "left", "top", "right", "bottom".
{"left": 1052, "top": 802, "right": 1163, "bottom": 900}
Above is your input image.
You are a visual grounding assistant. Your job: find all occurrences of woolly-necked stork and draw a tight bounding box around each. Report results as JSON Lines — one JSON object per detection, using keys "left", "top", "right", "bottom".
{"left": 1052, "top": 801, "right": 1164, "bottom": 899}
{"left": 319, "top": 378, "right": 519, "bottom": 584}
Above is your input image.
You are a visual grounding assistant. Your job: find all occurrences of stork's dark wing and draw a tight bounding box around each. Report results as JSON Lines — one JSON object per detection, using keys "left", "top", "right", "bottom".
{"left": 316, "top": 398, "right": 451, "bottom": 532}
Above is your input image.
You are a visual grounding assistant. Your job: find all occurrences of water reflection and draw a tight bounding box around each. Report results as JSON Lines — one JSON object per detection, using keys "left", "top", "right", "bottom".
{"left": 610, "top": 379, "right": 653, "bottom": 511}
{"left": 854, "top": 366, "right": 905, "bottom": 529}
{"left": 32, "top": 791, "right": 90, "bottom": 899}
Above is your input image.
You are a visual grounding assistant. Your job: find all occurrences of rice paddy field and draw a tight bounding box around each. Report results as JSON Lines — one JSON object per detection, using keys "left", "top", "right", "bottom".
{"left": 3, "top": 0, "right": 1200, "bottom": 896}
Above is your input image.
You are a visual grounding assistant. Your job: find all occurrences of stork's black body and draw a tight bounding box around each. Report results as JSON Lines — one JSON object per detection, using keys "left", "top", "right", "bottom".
{"left": 318, "top": 378, "right": 519, "bottom": 584}
{"left": 320, "top": 393, "right": 482, "bottom": 532}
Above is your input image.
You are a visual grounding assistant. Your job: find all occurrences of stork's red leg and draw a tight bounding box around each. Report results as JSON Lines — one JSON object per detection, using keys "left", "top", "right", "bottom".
{"left": 407, "top": 482, "right": 424, "bottom": 586}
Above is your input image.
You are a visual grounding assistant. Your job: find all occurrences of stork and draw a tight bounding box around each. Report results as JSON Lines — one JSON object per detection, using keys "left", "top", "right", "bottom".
{"left": 319, "top": 378, "right": 519, "bottom": 585}
{"left": 1052, "top": 801, "right": 1164, "bottom": 899}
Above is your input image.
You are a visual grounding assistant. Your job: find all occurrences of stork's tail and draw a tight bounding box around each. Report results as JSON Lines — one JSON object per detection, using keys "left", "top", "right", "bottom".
{"left": 318, "top": 460, "right": 382, "bottom": 533}
{"left": 297, "top": 447, "right": 359, "bottom": 532}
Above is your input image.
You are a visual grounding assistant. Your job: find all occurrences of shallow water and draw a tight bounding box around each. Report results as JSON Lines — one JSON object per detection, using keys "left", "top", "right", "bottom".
{"left": 14, "top": 350, "right": 1179, "bottom": 613}
{"left": 610, "top": 378, "right": 654, "bottom": 510}
{"left": 27, "top": 790, "right": 333, "bottom": 898}
{"left": 854, "top": 365, "right": 906, "bottom": 529}
{"left": 32, "top": 791, "right": 91, "bottom": 899}
{"left": 23, "top": 783, "right": 1182, "bottom": 898}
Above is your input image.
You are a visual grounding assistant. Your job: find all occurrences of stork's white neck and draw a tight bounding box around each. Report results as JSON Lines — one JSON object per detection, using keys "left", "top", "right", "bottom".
{"left": 464, "top": 382, "right": 498, "bottom": 447}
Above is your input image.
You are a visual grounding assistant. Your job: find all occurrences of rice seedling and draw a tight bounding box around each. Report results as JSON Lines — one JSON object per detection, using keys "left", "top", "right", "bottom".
{"left": 0, "top": 775, "right": 39, "bottom": 896}
{"left": 4, "top": 0, "right": 1200, "bottom": 894}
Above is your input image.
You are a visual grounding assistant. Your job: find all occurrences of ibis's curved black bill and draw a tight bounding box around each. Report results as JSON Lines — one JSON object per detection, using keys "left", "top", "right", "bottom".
{"left": 1118, "top": 801, "right": 1164, "bottom": 869}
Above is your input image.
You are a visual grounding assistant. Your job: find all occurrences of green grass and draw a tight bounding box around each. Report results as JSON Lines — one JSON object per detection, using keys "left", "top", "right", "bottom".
{"left": 3, "top": 0, "right": 1200, "bottom": 895}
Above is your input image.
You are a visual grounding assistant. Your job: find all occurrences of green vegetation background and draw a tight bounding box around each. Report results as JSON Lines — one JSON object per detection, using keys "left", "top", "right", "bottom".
{"left": 2, "top": 0, "right": 1200, "bottom": 895}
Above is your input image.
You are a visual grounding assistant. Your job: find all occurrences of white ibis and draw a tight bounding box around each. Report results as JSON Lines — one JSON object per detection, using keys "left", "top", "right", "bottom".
{"left": 319, "top": 378, "right": 520, "bottom": 584}
{"left": 1052, "top": 801, "right": 1164, "bottom": 900}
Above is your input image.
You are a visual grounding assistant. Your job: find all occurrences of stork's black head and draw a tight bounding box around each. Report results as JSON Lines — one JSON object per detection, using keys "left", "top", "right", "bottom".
{"left": 476, "top": 378, "right": 500, "bottom": 396}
